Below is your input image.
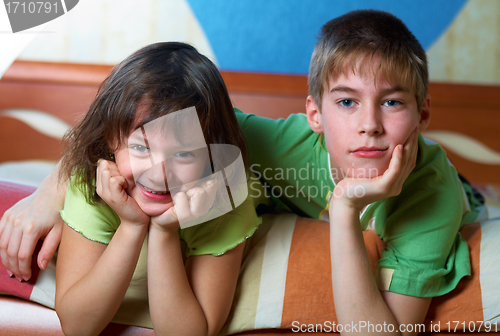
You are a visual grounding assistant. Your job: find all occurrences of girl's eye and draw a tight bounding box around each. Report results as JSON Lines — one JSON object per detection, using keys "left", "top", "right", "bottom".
{"left": 130, "top": 145, "right": 149, "bottom": 153}
{"left": 175, "top": 151, "right": 194, "bottom": 158}
{"left": 338, "top": 99, "right": 355, "bottom": 108}
{"left": 384, "top": 100, "right": 401, "bottom": 107}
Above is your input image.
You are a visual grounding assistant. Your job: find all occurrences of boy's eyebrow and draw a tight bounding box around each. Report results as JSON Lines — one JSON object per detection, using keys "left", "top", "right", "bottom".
{"left": 329, "top": 86, "right": 359, "bottom": 94}
{"left": 329, "top": 85, "right": 410, "bottom": 95}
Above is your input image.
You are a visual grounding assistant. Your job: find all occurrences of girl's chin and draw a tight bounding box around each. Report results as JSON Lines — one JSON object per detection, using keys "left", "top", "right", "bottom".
{"left": 138, "top": 203, "right": 174, "bottom": 217}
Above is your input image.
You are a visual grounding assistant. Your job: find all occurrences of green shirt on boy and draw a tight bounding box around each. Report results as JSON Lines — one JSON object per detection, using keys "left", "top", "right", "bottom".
{"left": 236, "top": 109, "right": 482, "bottom": 298}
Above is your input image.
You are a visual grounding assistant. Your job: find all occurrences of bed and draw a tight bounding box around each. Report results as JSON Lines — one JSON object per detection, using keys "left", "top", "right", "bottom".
{"left": 0, "top": 60, "right": 499, "bottom": 335}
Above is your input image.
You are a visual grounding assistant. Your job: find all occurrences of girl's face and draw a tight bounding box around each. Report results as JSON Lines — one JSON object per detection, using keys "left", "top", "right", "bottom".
{"left": 113, "top": 117, "right": 210, "bottom": 217}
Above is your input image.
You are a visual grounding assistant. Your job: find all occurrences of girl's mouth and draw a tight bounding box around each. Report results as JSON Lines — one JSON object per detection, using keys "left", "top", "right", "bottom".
{"left": 141, "top": 184, "right": 167, "bottom": 195}
{"left": 138, "top": 183, "right": 171, "bottom": 201}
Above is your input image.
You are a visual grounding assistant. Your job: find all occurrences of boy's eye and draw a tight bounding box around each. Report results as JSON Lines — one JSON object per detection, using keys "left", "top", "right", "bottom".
{"left": 384, "top": 100, "right": 401, "bottom": 107}
{"left": 175, "top": 151, "right": 194, "bottom": 158}
{"left": 130, "top": 145, "right": 149, "bottom": 153}
{"left": 338, "top": 99, "right": 355, "bottom": 107}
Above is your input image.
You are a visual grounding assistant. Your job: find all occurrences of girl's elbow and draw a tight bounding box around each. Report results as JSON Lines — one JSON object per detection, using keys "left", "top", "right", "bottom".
{"left": 57, "top": 313, "right": 83, "bottom": 336}
{"left": 56, "top": 308, "right": 99, "bottom": 336}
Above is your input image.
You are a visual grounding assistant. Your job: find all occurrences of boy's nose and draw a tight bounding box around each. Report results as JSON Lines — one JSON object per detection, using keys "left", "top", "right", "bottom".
{"left": 358, "top": 106, "right": 383, "bottom": 135}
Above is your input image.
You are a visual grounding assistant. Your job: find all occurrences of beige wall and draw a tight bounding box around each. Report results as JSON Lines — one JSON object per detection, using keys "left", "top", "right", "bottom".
{"left": 427, "top": 0, "right": 500, "bottom": 84}
{"left": 16, "top": 0, "right": 500, "bottom": 85}
{"left": 18, "top": 0, "right": 217, "bottom": 66}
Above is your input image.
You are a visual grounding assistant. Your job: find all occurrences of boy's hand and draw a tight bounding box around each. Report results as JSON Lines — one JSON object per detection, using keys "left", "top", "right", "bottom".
{"left": 96, "top": 159, "right": 149, "bottom": 226}
{"left": 332, "top": 128, "right": 419, "bottom": 212}
{"left": 150, "top": 179, "right": 218, "bottom": 232}
{"left": 0, "top": 191, "right": 63, "bottom": 281}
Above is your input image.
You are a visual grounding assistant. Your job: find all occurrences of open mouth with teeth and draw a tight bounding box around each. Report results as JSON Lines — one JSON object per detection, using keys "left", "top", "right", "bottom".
{"left": 138, "top": 182, "right": 173, "bottom": 201}
{"left": 141, "top": 184, "right": 168, "bottom": 195}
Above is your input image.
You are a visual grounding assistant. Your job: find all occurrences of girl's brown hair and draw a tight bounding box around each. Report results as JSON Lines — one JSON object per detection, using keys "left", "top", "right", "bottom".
{"left": 60, "top": 42, "right": 247, "bottom": 204}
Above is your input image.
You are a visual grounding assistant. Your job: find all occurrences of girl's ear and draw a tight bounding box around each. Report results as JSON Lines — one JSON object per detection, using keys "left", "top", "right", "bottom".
{"left": 306, "top": 95, "right": 324, "bottom": 134}
{"left": 418, "top": 94, "right": 431, "bottom": 133}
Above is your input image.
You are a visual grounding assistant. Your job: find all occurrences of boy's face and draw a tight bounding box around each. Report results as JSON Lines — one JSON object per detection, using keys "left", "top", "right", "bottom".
{"left": 306, "top": 69, "right": 430, "bottom": 181}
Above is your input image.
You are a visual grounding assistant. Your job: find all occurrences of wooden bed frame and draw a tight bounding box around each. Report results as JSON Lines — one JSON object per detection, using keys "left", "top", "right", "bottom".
{"left": 1, "top": 60, "right": 499, "bottom": 184}
{"left": 0, "top": 61, "right": 499, "bottom": 335}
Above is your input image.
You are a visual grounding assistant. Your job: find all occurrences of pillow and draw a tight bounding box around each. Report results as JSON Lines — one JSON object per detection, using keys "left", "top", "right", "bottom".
{"left": 0, "top": 179, "right": 56, "bottom": 308}
{"left": 220, "top": 188, "right": 500, "bottom": 335}
{"left": 2, "top": 179, "right": 500, "bottom": 335}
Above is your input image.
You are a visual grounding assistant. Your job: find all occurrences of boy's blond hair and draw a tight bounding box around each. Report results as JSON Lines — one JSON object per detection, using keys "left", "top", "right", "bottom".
{"left": 308, "top": 10, "right": 428, "bottom": 112}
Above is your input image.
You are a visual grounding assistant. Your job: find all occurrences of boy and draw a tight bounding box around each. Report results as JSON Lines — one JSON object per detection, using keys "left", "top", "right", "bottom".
{"left": 1, "top": 9, "right": 482, "bottom": 335}
{"left": 236, "top": 9, "right": 481, "bottom": 334}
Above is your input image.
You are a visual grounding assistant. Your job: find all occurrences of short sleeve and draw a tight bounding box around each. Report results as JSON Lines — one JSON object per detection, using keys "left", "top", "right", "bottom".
{"left": 60, "top": 180, "right": 120, "bottom": 244}
{"left": 370, "top": 135, "right": 471, "bottom": 297}
{"left": 179, "top": 196, "right": 261, "bottom": 257}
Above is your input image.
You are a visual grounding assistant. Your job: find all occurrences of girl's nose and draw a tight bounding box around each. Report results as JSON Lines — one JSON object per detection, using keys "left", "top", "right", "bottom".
{"left": 144, "top": 161, "right": 169, "bottom": 189}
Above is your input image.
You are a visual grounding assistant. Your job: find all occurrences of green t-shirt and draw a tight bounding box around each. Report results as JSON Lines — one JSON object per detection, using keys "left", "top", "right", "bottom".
{"left": 236, "top": 109, "right": 482, "bottom": 298}
{"left": 59, "top": 176, "right": 261, "bottom": 328}
{"left": 60, "top": 177, "right": 261, "bottom": 257}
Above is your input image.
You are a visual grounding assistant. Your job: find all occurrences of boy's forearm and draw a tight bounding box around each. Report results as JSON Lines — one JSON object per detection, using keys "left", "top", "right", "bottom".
{"left": 56, "top": 223, "right": 147, "bottom": 336}
{"left": 147, "top": 226, "right": 208, "bottom": 336}
{"left": 39, "top": 160, "right": 67, "bottom": 208}
{"left": 329, "top": 202, "right": 400, "bottom": 336}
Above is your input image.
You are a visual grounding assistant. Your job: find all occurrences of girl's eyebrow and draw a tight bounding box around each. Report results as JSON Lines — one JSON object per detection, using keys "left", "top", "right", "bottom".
{"left": 128, "top": 132, "right": 147, "bottom": 142}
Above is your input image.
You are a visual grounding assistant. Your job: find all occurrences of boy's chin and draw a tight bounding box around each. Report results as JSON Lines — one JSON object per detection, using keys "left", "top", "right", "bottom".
{"left": 342, "top": 165, "right": 386, "bottom": 179}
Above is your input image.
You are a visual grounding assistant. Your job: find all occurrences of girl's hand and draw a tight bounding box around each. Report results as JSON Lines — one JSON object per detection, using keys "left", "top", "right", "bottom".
{"left": 96, "top": 159, "right": 149, "bottom": 226}
{"left": 332, "top": 128, "right": 419, "bottom": 212}
{"left": 150, "top": 179, "right": 218, "bottom": 232}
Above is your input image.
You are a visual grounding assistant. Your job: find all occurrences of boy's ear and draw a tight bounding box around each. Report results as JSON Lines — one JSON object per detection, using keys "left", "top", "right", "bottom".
{"left": 418, "top": 94, "right": 431, "bottom": 133}
{"left": 306, "top": 95, "right": 324, "bottom": 134}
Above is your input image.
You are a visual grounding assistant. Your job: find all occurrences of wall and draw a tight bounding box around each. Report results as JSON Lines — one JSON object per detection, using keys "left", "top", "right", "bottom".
{"left": 11, "top": 0, "right": 500, "bottom": 85}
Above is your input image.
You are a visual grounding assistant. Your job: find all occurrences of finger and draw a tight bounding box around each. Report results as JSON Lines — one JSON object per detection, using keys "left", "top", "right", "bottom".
{"left": 400, "top": 129, "right": 419, "bottom": 178}
{"left": 37, "top": 221, "right": 63, "bottom": 270}
{"left": 17, "top": 227, "right": 38, "bottom": 281}
{"left": 106, "top": 161, "right": 121, "bottom": 178}
{"left": 97, "top": 165, "right": 113, "bottom": 199}
{"left": 95, "top": 162, "right": 105, "bottom": 196}
{"left": 0, "top": 213, "right": 6, "bottom": 238}
{"left": 382, "top": 145, "right": 403, "bottom": 184}
{"left": 0, "top": 223, "right": 14, "bottom": 277}
{"left": 6, "top": 224, "right": 23, "bottom": 281}
{"left": 172, "top": 192, "right": 190, "bottom": 222}
{"left": 109, "top": 176, "right": 128, "bottom": 203}
{"left": 186, "top": 186, "right": 201, "bottom": 199}
{"left": 189, "top": 188, "right": 208, "bottom": 217}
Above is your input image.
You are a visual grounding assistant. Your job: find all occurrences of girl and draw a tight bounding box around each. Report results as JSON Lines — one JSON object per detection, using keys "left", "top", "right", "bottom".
{"left": 53, "top": 42, "right": 260, "bottom": 336}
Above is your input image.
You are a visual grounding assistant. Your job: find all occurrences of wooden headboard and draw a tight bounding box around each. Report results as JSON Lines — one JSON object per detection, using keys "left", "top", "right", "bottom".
{"left": 1, "top": 61, "right": 499, "bottom": 183}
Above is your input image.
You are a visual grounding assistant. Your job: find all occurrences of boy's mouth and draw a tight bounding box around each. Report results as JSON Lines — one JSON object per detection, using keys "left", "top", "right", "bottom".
{"left": 351, "top": 146, "right": 388, "bottom": 158}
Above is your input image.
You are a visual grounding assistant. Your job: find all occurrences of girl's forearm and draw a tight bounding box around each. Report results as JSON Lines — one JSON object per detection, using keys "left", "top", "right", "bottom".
{"left": 147, "top": 226, "right": 209, "bottom": 336}
{"left": 329, "top": 202, "right": 400, "bottom": 336}
{"left": 56, "top": 223, "right": 147, "bottom": 336}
